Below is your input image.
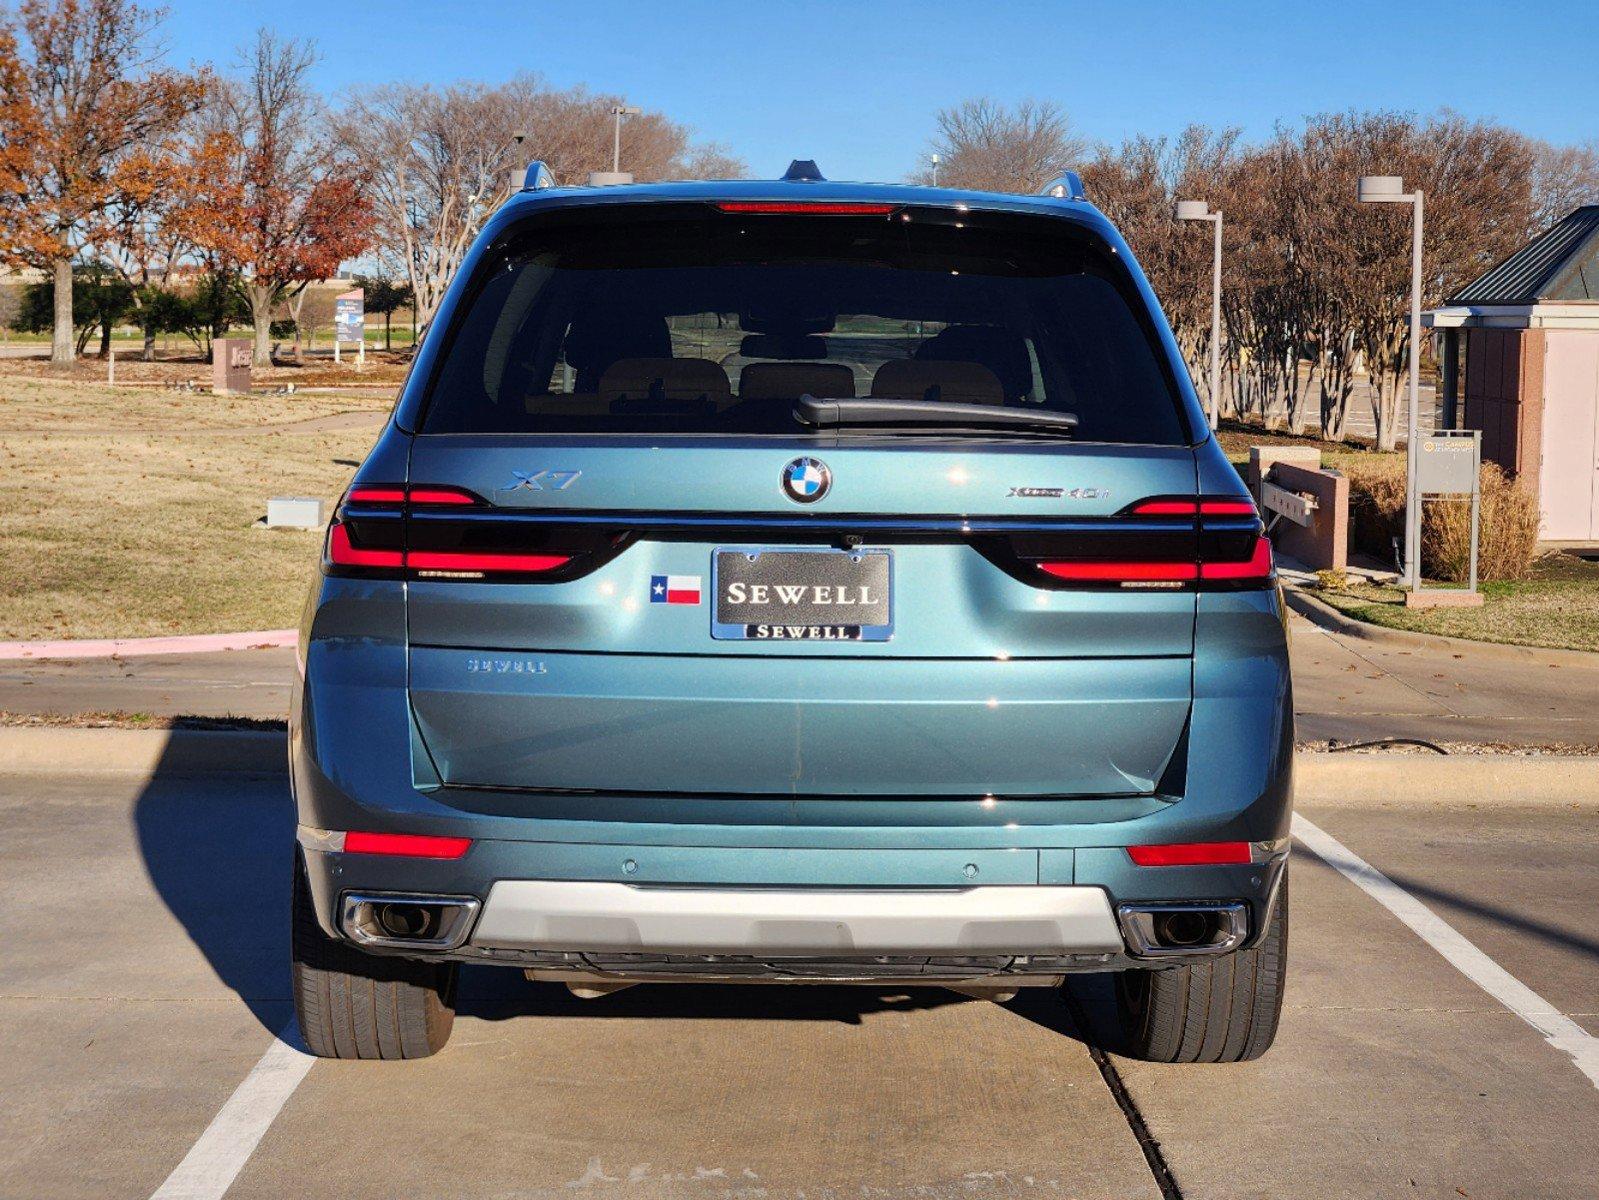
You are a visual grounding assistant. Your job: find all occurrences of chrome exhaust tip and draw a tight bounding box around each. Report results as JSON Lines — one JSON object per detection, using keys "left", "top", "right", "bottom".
{"left": 340, "top": 892, "right": 480, "bottom": 950}
{"left": 1116, "top": 902, "right": 1248, "bottom": 958}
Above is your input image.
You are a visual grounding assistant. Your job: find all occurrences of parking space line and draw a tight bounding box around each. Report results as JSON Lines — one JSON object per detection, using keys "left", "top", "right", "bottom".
{"left": 1293, "top": 814, "right": 1599, "bottom": 1090}
{"left": 149, "top": 1024, "right": 313, "bottom": 1200}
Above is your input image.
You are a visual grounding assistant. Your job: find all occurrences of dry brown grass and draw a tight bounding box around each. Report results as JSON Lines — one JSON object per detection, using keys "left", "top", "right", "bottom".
{"left": 0, "top": 377, "right": 390, "bottom": 639}
{"left": 0, "top": 348, "right": 411, "bottom": 391}
{"left": 1428, "top": 464, "right": 1540, "bottom": 581}
{"left": 0, "top": 374, "right": 391, "bottom": 431}
{"left": 1341, "top": 457, "right": 1540, "bottom": 582}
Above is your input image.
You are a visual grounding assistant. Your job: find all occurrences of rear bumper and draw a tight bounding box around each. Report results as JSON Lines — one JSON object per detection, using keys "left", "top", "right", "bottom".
{"left": 471, "top": 880, "right": 1126, "bottom": 957}
{"left": 298, "top": 828, "right": 1286, "bottom": 978}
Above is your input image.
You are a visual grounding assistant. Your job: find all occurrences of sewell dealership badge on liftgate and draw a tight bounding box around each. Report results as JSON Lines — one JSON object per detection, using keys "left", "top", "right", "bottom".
{"left": 712, "top": 548, "right": 893, "bottom": 641}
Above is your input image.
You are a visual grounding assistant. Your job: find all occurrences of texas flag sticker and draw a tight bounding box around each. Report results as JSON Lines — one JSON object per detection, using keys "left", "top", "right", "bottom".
{"left": 650, "top": 574, "right": 702, "bottom": 605}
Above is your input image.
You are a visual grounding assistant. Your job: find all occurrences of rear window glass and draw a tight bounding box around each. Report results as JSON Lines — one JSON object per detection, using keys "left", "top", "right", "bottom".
{"left": 419, "top": 204, "right": 1190, "bottom": 445}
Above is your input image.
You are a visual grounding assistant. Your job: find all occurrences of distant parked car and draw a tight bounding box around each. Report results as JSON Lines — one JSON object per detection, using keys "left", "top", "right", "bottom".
{"left": 289, "top": 161, "right": 1292, "bottom": 1061}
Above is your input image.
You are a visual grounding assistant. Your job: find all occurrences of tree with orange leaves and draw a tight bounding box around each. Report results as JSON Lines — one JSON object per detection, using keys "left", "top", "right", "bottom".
{"left": 186, "top": 32, "right": 372, "bottom": 367}
{"left": 0, "top": 0, "right": 203, "bottom": 365}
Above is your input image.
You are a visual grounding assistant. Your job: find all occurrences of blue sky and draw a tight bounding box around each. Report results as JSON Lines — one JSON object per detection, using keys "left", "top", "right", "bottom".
{"left": 159, "top": 0, "right": 1599, "bottom": 182}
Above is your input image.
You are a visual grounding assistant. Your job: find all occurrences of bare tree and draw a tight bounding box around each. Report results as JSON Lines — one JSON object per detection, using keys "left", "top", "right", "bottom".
{"left": 914, "top": 98, "right": 1087, "bottom": 193}
{"left": 1528, "top": 138, "right": 1599, "bottom": 233}
{"left": 1340, "top": 112, "right": 1532, "bottom": 449}
{"left": 1083, "top": 111, "right": 1537, "bottom": 446}
{"left": 1082, "top": 127, "right": 1247, "bottom": 420}
{"left": 337, "top": 76, "right": 745, "bottom": 334}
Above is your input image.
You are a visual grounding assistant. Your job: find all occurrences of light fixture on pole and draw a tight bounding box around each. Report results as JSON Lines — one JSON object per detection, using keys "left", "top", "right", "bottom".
{"left": 609, "top": 104, "right": 642, "bottom": 174}
{"left": 508, "top": 130, "right": 528, "bottom": 192}
{"left": 1175, "top": 199, "right": 1223, "bottom": 431}
{"left": 931, "top": 154, "right": 941, "bottom": 186}
{"left": 1358, "top": 174, "right": 1425, "bottom": 591}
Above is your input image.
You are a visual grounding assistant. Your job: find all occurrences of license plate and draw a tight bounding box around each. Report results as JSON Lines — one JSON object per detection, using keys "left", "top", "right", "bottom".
{"left": 711, "top": 547, "right": 893, "bottom": 641}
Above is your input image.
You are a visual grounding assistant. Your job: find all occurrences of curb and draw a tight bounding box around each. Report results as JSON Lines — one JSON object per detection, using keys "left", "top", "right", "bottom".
{"left": 1284, "top": 587, "right": 1599, "bottom": 670}
{"left": 0, "top": 629, "right": 297, "bottom": 661}
{"left": 0, "top": 728, "right": 287, "bottom": 775}
{"left": 0, "top": 729, "right": 1595, "bottom": 808}
{"left": 1295, "top": 753, "right": 1599, "bottom": 806}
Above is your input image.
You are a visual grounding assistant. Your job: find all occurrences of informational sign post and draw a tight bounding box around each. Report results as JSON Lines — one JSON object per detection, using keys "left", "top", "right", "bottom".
{"left": 1410, "top": 429, "right": 1482, "bottom": 602}
{"left": 333, "top": 288, "right": 365, "bottom": 367}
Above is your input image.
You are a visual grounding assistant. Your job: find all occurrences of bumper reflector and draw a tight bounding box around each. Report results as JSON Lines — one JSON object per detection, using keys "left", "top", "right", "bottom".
{"left": 1127, "top": 841, "right": 1251, "bottom": 867}
{"left": 343, "top": 831, "right": 472, "bottom": 859}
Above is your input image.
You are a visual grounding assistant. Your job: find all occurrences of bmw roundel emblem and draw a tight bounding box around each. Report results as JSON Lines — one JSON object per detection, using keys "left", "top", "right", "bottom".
{"left": 781, "top": 456, "right": 831, "bottom": 504}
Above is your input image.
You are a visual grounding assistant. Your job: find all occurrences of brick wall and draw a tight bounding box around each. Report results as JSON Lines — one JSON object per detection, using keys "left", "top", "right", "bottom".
{"left": 1463, "top": 328, "right": 1544, "bottom": 492}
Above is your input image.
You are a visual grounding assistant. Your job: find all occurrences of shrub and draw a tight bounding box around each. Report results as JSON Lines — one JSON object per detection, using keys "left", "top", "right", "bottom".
{"left": 1425, "top": 463, "right": 1538, "bottom": 582}
{"left": 1340, "top": 456, "right": 1538, "bottom": 582}
{"left": 1341, "top": 456, "right": 1406, "bottom": 571}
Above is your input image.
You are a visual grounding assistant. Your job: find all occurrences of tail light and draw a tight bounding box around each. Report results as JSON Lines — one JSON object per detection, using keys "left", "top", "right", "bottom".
{"left": 1039, "top": 560, "right": 1198, "bottom": 583}
{"left": 406, "top": 549, "right": 572, "bottom": 577}
{"left": 715, "top": 201, "right": 896, "bottom": 215}
{"left": 326, "top": 523, "right": 403, "bottom": 569}
{"left": 1023, "top": 496, "right": 1272, "bottom": 590}
{"left": 1129, "top": 497, "right": 1258, "bottom": 516}
{"left": 1128, "top": 841, "right": 1251, "bottom": 867}
{"left": 343, "top": 830, "right": 472, "bottom": 859}
{"left": 1198, "top": 536, "right": 1273, "bottom": 581}
{"left": 326, "top": 483, "right": 624, "bottom": 582}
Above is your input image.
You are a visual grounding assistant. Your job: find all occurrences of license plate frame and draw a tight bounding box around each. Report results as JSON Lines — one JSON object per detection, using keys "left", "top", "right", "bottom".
{"left": 710, "top": 546, "right": 894, "bottom": 641}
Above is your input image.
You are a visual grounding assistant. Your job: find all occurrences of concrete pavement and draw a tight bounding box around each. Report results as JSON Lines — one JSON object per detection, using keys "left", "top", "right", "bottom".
{"left": 2, "top": 749, "right": 1595, "bottom": 1198}
{"left": 1289, "top": 612, "right": 1599, "bottom": 748}
{"left": 3, "top": 611, "right": 1596, "bottom": 749}
{"left": 0, "top": 646, "right": 296, "bottom": 722}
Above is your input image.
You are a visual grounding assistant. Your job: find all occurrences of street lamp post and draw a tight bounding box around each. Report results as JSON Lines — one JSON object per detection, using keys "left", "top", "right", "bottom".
{"left": 931, "top": 154, "right": 941, "bottom": 186}
{"left": 1358, "top": 175, "right": 1425, "bottom": 591}
{"left": 1176, "top": 199, "right": 1223, "bottom": 431}
{"left": 609, "top": 105, "right": 641, "bottom": 174}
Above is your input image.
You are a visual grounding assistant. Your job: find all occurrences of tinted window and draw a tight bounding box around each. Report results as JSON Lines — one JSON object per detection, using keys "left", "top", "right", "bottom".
{"left": 420, "top": 204, "right": 1190, "bottom": 445}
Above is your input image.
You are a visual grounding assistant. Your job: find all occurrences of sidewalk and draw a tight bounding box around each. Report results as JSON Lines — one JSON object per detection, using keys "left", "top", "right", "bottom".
{"left": 0, "top": 646, "right": 294, "bottom": 723}
{"left": 2, "top": 615, "right": 1595, "bottom": 748}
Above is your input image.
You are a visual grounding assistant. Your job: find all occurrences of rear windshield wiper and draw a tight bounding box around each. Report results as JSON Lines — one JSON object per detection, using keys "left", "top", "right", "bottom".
{"left": 795, "top": 395, "right": 1078, "bottom": 437}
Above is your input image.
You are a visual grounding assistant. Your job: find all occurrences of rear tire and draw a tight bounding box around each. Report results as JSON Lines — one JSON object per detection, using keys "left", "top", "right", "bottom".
{"left": 290, "top": 856, "right": 458, "bottom": 1059}
{"left": 1113, "top": 868, "right": 1288, "bottom": 1063}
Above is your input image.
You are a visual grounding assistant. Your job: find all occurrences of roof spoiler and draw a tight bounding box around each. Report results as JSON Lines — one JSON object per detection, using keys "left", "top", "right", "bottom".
{"left": 1040, "top": 171, "right": 1086, "bottom": 201}
{"left": 515, "top": 160, "right": 558, "bottom": 192}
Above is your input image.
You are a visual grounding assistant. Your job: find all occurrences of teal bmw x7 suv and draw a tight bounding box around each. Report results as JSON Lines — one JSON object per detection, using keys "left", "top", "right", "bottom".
{"left": 289, "top": 161, "right": 1293, "bottom": 1061}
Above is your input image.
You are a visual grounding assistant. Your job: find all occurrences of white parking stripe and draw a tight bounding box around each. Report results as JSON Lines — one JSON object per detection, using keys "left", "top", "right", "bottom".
{"left": 149, "top": 1025, "right": 313, "bottom": 1199}
{"left": 1293, "top": 814, "right": 1599, "bottom": 1090}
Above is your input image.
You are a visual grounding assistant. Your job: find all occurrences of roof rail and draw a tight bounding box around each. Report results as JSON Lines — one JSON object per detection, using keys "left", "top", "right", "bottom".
{"left": 517, "top": 160, "right": 557, "bottom": 191}
{"left": 1040, "top": 171, "right": 1086, "bottom": 201}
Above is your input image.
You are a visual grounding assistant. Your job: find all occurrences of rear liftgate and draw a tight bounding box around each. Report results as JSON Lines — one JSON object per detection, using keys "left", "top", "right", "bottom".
{"left": 327, "top": 442, "right": 1269, "bottom": 801}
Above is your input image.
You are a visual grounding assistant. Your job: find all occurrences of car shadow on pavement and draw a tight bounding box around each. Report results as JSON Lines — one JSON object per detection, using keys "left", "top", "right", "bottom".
{"left": 1379, "top": 870, "right": 1599, "bottom": 961}
{"left": 457, "top": 972, "right": 980, "bottom": 1026}
{"left": 132, "top": 751, "right": 295, "bottom": 1037}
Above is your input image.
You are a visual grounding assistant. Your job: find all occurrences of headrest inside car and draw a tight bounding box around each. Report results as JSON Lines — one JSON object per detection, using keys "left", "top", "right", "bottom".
{"left": 739, "top": 362, "right": 856, "bottom": 401}
{"left": 869, "top": 359, "right": 1005, "bottom": 406}
{"left": 597, "top": 357, "right": 732, "bottom": 403}
{"left": 914, "top": 324, "right": 1034, "bottom": 401}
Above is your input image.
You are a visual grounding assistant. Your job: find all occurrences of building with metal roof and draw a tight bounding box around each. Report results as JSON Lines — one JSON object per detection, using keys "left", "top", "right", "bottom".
{"left": 1425, "top": 206, "right": 1599, "bottom": 542}
{"left": 1446, "top": 206, "right": 1599, "bottom": 306}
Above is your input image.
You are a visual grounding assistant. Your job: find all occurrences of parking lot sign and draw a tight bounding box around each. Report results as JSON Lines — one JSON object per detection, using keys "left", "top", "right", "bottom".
{"left": 1414, "top": 429, "right": 1482, "bottom": 596}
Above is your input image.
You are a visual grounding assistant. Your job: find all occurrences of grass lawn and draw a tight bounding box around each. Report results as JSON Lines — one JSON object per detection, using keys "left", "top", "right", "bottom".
{"left": 1311, "top": 553, "right": 1599, "bottom": 654}
{"left": 0, "top": 377, "right": 392, "bottom": 639}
